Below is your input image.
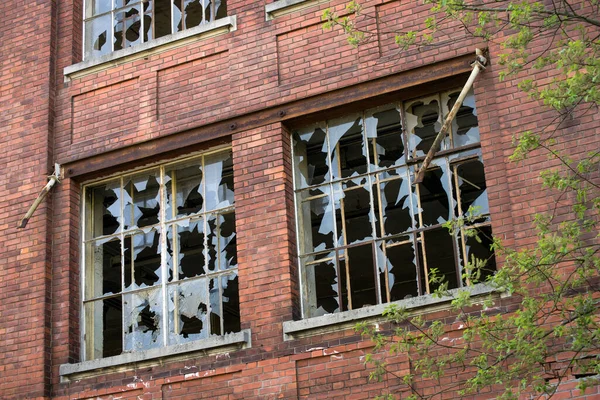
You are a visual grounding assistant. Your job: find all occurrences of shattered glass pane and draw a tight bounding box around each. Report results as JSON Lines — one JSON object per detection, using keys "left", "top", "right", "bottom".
{"left": 419, "top": 165, "right": 451, "bottom": 226}
{"left": 123, "top": 230, "right": 161, "bottom": 289}
{"left": 172, "top": 221, "right": 206, "bottom": 280}
{"left": 166, "top": 163, "right": 203, "bottom": 219}
{"left": 90, "top": 182, "right": 120, "bottom": 237}
{"left": 88, "top": 238, "right": 122, "bottom": 298}
{"left": 85, "top": 298, "right": 123, "bottom": 359}
{"left": 460, "top": 225, "right": 496, "bottom": 284}
{"left": 335, "top": 184, "right": 373, "bottom": 245}
{"left": 453, "top": 159, "right": 489, "bottom": 217}
{"left": 169, "top": 279, "right": 209, "bottom": 343}
{"left": 366, "top": 107, "right": 404, "bottom": 169}
{"left": 123, "top": 289, "right": 163, "bottom": 351}
{"left": 328, "top": 116, "right": 367, "bottom": 180}
{"left": 405, "top": 97, "right": 442, "bottom": 158}
{"left": 218, "top": 212, "right": 237, "bottom": 270}
{"left": 113, "top": 6, "right": 142, "bottom": 51}
{"left": 183, "top": 0, "right": 204, "bottom": 28}
{"left": 123, "top": 171, "right": 160, "bottom": 230}
{"left": 85, "top": 15, "right": 112, "bottom": 59}
{"left": 446, "top": 90, "right": 480, "bottom": 148}
{"left": 203, "top": 151, "right": 235, "bottom": 211}
{"left": 221, "top": 272, "right": 240, "bottom": 333}
{"left": 293, "top": 126, "right": 328, "bottom": 188}
{"left": 301, "top": 193, "right": 335, "bottom": 252}
{"left": 306, "top": 255, "right": 339, "bottom": 315}
{"left": 339, "top": 243, "right": 376, "bottom": 310}
{"left": 419, "top": 228, "right": 458, "bottom": 292}
{"left": 206, "top": 215, "right": 218, "bottom": 271}
{"left": 213, "top": 0, "right": 226, "bottom": 20}
{"left": 375, "top": 175, "right": 413, "bottom": 236}
{"left": 153, "top": 0, "right": 173, "bottom": 38}
{"left": 382, "top": 242, "right": 418, "bottom": 301}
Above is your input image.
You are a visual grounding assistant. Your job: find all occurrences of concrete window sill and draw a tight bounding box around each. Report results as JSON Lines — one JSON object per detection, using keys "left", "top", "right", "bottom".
{"left": 64, "top": 15, "right": 237, "bottom": 81}
{"left": 265, "top": 0, "right": 329, "bottom": 20}
{"left": 283, "top": 284, "right": 500, "bottom": 340}
{"left": 59, "top": 329, "right": 251, "bottom": 382}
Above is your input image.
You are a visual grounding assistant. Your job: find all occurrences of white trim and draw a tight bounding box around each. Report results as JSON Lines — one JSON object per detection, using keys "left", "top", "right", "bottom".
{"left": 65, "top": 16, "right": 237, "bottom": 81}
{"left": 264, "top": 0, "right": 329, "bottom": 20}
{"left": 282, "top": 284, "right": 499, "bottom": 340}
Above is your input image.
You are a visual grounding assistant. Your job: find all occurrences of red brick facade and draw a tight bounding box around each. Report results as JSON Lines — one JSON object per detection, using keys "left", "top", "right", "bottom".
{"left": 1, "top": 0, "right": 598, "bottom": 398}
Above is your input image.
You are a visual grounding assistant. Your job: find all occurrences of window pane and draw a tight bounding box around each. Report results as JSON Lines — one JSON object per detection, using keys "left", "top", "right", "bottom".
{"left": 303, "top": 254, "right": 339, "bottom": 316}
{"left": 299, "top": 193, "right": 336, "bottom": 253}
{"left": 113, "top": 6, "right": 142, "bottom": 51}
{"left": 123, "top": 229, "right": 162, "bottom": 289}
{"left": 204, "top": 151, "right": 234, "bottom": 211}
{"left": 123, "top": 288, "right": 163, "bottom": 351}
{"left": 380, "top": 241, "right": 418, "bottom": 301}
{"left": 419, "top": 228, "right": 458, "bottom": 292}
{"left": 88, "top": 0, "right": 112, "bottom": 17}
{"left": 89, "top": 182, "right": 121, "bottom": 238}
{"left": 170, "top": 220, "right": 206, "bottom": 281}
{"left": 168, "top": 278, "right": 210, "bottom": 344}
{"left": 85, "top": 297, "right": 123, "bottom": 360}
{"left": 123, "top": 171, "right": 160, "bottom": 230}
{"left": 166, "top": 163, "right": 204, "bottom": 219}
{"left": 221, "top": 272, "right": 240, "bottom": 333}
{"left": 86, "top": 238, "right": 123, "bottom": 299}
{"left": 85, "top": 15, "right": 112, "bottom": 59}
{"left": 460, "top": 225, "right": 496, "bottom": 284}
{"left": 335, "top": 183, "right": 373, "bottom": 246}
{"left": 293, "top": 126, "right": 329, "bottom": 188}
{"left": 445, "top": 90, "right": 480, "bottom": 148}
{"left": 153, "top": 0, "right": 172, "bottom": 38}
{"left": 328, "top": 116, "right": 367, "bottom": 180}
{"left": 405, "top": 96, "right": 442, "bottom": 158}
{"left": 453, "top": 158, "right": 489, "bottom": 216}
{"left": 418, "top": 165, "right": 452, "bottom": 226}
{"left": 339, "top": 243, "right": 377, "bottom": 310}
{"left": 366, "top": 107, "right": 404, "bottom": 169}
{"left": 375, "top": 174, "right": 413, "bottom": 236}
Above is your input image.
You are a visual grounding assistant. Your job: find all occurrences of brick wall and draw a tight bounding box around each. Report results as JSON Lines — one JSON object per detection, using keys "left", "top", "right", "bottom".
{"left": 0, "top": 0, "right": 57, "bottom": 397}
{"left": 1, "top": 0, "right": 599, "bottom": 398}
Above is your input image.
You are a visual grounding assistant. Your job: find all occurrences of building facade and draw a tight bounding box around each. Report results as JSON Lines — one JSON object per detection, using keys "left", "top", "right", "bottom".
{"left": 0, "top": 0, "right": 598, "bottom": 398}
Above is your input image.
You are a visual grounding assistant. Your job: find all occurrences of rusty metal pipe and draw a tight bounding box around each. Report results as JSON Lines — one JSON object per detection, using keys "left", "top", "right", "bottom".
{"left": 17, "top": 163, "right": 61, "bottom": 229}
{"left": 413, "top": 49, "right": 487, "bottom": 184}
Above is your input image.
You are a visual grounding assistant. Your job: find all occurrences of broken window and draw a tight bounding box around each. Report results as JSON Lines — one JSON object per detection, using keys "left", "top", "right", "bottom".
{"left": 83, "top": 148, "right": 239, "bottom": 360}
{"left": 292, "top": 88, "right": 495, "bottom": 318}
{"left": 84, "top": 0, "right": 227, "bottom": 59}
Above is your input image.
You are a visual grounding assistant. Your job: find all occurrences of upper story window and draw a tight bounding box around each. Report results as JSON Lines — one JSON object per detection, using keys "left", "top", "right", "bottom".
{"left": 292, "top": 89, "right": 496, "bottom": 319}
{"left": 82, "top": 149, "right": 239, "bottom": 360}
{"left": 84, "top": 0, "right": 227, "bottom": 59}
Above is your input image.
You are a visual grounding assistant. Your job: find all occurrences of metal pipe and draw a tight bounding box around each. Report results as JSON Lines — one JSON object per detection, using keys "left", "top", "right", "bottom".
{"left": 413, "top": 49, "right": 487, "bottom": 184}
{"left": 17, "top": 163, "right": 61, "bottom": 229}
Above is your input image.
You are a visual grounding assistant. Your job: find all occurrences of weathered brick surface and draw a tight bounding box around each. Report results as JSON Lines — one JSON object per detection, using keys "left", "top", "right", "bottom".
{"left": 1, "top": 0, "right": 599, "bottom": 398}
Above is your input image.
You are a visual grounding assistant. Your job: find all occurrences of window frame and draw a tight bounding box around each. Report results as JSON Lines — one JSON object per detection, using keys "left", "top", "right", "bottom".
{"left": 82, "top": 0, "right": 227, "bottom": 60}
{"left": 80, "top": 146, "right": 240, "bottom": 362}
{"left": 291, "top": 88, "right": 495, "bottom": 319}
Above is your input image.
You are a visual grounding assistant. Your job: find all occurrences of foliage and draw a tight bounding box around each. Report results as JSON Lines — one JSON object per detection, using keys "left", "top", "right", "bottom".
{"left": 324, "top": 0, "right": 600, "bottom": 398}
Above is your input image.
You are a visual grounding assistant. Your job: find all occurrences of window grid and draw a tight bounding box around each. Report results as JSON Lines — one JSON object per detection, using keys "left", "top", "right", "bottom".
{"left": 82, "top": 149, "right": 239, "bottom": 360}
{"left": 292, "top": 89, "right": 495, "bottom": 318}
{"left": 83, "top": 0, "right": 226, "bottom": 59}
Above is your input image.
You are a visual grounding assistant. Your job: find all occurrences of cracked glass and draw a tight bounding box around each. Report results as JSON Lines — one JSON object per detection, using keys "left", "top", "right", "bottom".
{"left": 293, "top": 88, "right": 496, "bottom": 318}
{"left": 83, "top": 149, "right": 239, "bottom": 360}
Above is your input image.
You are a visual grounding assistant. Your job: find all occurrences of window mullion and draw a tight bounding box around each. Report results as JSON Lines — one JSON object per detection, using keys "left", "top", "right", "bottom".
{"left": 159, "top": 166, "right": 169, "bottom": 347}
